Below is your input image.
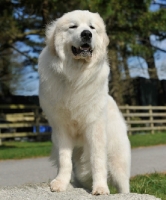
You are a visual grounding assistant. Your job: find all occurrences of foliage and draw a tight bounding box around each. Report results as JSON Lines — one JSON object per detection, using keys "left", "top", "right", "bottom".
{"left": 84, "top": 0, "right": 166, "bottom": 103}
{"left": 0, "top": 0, "right": 166, "bottom": 103}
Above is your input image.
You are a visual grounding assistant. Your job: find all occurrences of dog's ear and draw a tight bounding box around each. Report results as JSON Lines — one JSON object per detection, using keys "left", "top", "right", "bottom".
{"left": 45, "top": 21, "right": 57, "bottom": 54}
{"left": 45, "top": 20, "right": 65, "bottom": 62}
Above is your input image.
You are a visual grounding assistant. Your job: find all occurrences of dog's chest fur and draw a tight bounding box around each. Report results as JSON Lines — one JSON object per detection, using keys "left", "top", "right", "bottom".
{"left": 53, "top": 76, "right": 106, "bottom": 124}
{"left": 39, "top": 52, "right": 110, "bottom": 136}
{"left": 43, "top": 65, "right": 109, "bottom": 128}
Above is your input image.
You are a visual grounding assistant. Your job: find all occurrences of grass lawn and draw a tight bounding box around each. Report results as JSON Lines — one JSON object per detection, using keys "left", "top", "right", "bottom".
{"left": 0, "top": 141, "right": 52, "bottom": 160}
{"left": 110, "top": 173, "right": 166, "bottom": 200}
{"left": 0, "top": 132, "right": 166, "bottom": 160}
{"left": 130, "top": 173, "right": 166, "bottom": 200}
{"left": 129, "top": 132, "right": 166, "bottom": 148}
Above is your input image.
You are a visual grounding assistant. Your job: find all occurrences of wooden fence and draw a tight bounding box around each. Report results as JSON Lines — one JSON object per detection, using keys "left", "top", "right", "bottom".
{"left": 0, "top": 104, "right": 166, "bottom": 144}
{"left": 0, "top": 104, "right": 49, "bottom": 145}
{"left": 120, "top": 105, "right": 166, "bottom": 135}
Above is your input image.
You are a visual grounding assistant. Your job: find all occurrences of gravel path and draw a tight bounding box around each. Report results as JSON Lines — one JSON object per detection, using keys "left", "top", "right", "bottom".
{"left": 0, "top": 184, "right": 161, "bottom": 200}
{"left": 131, "top": 145, "right": 166, "bottom": 176}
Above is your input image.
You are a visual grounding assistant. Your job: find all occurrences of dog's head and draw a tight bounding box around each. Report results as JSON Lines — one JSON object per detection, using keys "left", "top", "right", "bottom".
{"left": 46, "top": 10, "right": 109, "bottom": 62}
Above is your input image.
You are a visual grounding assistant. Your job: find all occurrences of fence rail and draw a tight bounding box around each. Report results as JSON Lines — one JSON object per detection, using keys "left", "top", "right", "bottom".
{"left": 0, "top": 104, "right": 166, "bottom": 144}
{"left": 120, "top": 105, "right": 166, "bottom": 135}
{"left": 0, "top": 104, "right": 48, "bottom": 145}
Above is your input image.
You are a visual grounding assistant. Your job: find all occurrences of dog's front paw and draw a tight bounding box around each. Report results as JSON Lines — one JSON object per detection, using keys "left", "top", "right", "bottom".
{"left": 92, "top": 185, "right": 110, "bottom": 195}
{"left": 50, "top": 178, "right": 68, "bottom": 192}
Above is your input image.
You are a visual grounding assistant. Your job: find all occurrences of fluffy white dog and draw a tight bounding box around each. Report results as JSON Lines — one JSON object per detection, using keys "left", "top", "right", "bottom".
{"left": 38, "top": 10, "right": 131, "bottom": 195}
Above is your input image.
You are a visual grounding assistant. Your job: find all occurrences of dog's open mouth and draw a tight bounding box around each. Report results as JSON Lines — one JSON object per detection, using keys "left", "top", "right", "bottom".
{"left": 72, "top": 44, "right": 93, "bottom": 57}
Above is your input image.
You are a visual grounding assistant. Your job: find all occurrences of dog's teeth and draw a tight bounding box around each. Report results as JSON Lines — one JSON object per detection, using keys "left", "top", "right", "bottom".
{"left": 80, "top": 47, "right": 90, "bottom": 51}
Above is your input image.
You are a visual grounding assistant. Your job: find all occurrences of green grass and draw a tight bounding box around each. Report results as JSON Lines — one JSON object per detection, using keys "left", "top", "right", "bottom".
{"left": 0, "top": 141, "right": 52, "bottom": 160}
{"left": 129, "top": 132, "right": 166, "bottom": 148}
{"left": 0, "top": 132, "right": 166, "bottom": 160}
{"left": 130, "top": 173, "right": 166, "bottom": 200}
{"left": 109, "top": 173, "right": 166, "bottom": 200}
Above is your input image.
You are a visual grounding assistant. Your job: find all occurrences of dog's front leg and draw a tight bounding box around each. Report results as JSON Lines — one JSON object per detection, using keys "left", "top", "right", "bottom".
{"left": 86, "top": 119, "right": 110, "bottom": 195}
{"left": 50, "top": 128, "right": 73, "bottom": 192}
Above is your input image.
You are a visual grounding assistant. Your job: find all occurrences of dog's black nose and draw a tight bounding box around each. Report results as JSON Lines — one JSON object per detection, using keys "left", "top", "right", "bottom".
{"left": 81, "top": 30, "right": 92, "bottom": 41}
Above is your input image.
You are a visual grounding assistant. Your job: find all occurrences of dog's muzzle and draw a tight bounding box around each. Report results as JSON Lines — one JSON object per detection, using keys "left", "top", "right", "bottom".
{"left": 72, "top": 30, "right": 93, "bottom": 58}
{"left": 72, "top": 44, "right": 92, "bottom": 57}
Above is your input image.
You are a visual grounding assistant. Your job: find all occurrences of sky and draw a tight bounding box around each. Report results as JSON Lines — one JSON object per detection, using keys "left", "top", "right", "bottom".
{"left": 128, "top": 37, "right": 166, "bottom": 80}
{"left": 11, "top": 1, "right": 166, "bottom": 96}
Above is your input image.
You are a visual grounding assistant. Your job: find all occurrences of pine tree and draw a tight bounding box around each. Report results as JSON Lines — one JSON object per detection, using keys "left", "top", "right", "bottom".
{"left": 0, "top": 0, "right": 166, "bottom": 104}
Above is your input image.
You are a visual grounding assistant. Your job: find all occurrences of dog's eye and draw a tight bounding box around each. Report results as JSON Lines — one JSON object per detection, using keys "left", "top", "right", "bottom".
{"left": 90, "top": 25, "right": 95, "bottom": 29}
{"left": 69, "top": 25, "right": 77, "bottom": 29}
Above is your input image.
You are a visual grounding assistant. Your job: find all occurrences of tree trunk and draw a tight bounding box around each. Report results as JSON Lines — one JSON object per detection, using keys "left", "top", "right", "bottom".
{"left": 141, "top": 36, "right": 158, "bottom": 79}
{"left": 109, "top": 50, "right": 123, "bottom": 105}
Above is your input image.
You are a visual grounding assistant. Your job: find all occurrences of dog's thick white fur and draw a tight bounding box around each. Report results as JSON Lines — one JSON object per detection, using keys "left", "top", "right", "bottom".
{"left": 38, "top": 10, "right": 131, "bottom": 195}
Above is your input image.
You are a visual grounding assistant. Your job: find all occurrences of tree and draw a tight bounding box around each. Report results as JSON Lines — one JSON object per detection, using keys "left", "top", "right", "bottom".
{"left": 81, "top": 0, "right": 166, "bottom": 104}
{"left": 0, "top": 0, "right": 166, "bottom": 105}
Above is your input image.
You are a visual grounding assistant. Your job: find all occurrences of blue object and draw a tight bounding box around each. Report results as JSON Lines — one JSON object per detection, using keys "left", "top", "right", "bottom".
{"left": 33, "top": 125, "right": 52, "bottom": 134}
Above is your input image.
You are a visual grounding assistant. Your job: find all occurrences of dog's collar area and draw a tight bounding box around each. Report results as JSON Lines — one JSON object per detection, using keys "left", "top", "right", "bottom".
{"left": 72, "top": 44, "right": 93, "bottom": 57}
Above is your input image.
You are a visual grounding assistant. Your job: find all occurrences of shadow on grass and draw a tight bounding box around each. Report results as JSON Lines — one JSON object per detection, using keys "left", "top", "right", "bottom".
{"left": 0, "top": 145, "right": 17, "bottom": 150}
{"left": 0, "top": 141, "right": 52, "bottom": 151}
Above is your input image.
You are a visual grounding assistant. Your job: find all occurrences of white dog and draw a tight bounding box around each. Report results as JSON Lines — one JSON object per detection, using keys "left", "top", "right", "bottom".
{"left": 38, "top": 10, "right": 131, "bottom": 195}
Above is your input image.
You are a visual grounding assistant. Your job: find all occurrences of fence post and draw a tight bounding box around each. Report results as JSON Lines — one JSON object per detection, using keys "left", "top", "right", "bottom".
{"left": 126, "top": 105, "right": 132, "bottom": 135}
{"left": 149, "top": 105, "right": 154, "bottom": 134}
{"left": 35, "top": 107, "right": 40, "bottom": 137}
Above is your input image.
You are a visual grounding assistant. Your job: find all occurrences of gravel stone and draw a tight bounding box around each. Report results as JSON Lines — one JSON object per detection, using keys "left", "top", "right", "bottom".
{"left": 0, "top": 183, "right": 161, "bottom": 200}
